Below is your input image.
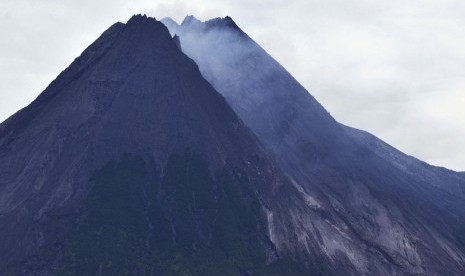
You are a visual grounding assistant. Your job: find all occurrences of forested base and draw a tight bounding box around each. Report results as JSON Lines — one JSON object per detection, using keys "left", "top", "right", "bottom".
{"left": 50, "top": 152, "right": 306, "bottom": 275}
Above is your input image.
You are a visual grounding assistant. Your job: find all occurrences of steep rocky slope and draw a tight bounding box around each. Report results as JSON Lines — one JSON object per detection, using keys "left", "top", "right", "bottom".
{"left": 0, "top": 15, "right": 311, "bottom": 275}
{"left": 163, "top": 15, "right": 465, "bottom": 275}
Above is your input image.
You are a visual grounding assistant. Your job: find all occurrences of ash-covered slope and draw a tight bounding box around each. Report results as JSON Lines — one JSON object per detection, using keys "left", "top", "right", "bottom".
{"left": 0, "top": 15, "right": 313, "bottom": 275}
{"left": 163, "top": 15, "right": 465, "bottom": 275}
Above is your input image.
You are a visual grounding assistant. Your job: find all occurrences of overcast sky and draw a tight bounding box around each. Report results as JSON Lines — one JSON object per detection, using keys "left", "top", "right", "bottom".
{"left": 1, "top": 0, "right": 464, "bottom": 171}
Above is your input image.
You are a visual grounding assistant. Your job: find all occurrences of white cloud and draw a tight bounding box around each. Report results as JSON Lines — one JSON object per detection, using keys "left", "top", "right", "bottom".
{"left": 0, "top": 0, "right": 464, "bottom": 171}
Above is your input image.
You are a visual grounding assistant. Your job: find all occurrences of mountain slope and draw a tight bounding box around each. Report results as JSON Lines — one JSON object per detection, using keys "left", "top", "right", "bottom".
{"left": 163, "top": 15, "right": 465, "bottom": 275}
{"left": 0, "top": 15, "right": 311, "bottom": 275}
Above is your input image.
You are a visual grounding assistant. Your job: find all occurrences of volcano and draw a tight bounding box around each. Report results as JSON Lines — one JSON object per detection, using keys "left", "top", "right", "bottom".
{"left": 0, "top": 15, "right": 306, "bottom": 275}
{"left": 0, "top": 14, "right": 465, "bottom": 275}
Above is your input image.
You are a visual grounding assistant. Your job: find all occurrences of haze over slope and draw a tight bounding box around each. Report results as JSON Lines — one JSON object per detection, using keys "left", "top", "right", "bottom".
{"left": 164, "top": 15, "right": 465, "bottom": 275}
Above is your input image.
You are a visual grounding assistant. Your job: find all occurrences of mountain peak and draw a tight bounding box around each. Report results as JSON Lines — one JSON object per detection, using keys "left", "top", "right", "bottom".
{"left": 181, "top": 14, "right": 201, "bottom": 26}
{"left": 205, "top": 16, "right": 240, "bottom": 30}
{"left": 162, "top": 15, "right": 244, "bottom": 41}
{"left": 126, "top": 14, "right": 167, "bottom": 31}
{"left": 127, "top": 13, "right": 154, "bottom": 23}
{"left": 179, "top": 15, "right": 239, "bottom": 30}
{"left": 160, "top": 17, "right": 179, "bottom": 27}
{"left": 120, "top": 14, "right": 175, "bottom": 51}
{"left": 160, "top": 17, "right": 180, "bottom": 36}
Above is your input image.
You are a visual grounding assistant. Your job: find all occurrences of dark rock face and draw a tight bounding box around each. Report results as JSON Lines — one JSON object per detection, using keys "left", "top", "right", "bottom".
{"left": 2, "top": 12, "right": 465, "bottom": 275}
{"left": 0, "top": 15, "right": 309, "bottom": 275}
{"left": 164, "top": 16, "right": 465, "bottom": 275}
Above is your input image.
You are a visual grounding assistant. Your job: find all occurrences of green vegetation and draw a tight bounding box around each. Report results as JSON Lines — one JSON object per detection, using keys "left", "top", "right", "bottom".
{"left": 58, "top": 152, "right": 307, "bottom": 275}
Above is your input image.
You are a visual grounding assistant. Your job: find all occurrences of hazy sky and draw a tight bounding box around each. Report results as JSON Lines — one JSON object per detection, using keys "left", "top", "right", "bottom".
{"left": 1, "top": 0, "right": 464, "bottom": 171}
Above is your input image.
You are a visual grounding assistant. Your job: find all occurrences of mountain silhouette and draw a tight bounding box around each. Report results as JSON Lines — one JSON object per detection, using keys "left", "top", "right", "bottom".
{"left": 0, "top": 15, "right": 310, "bottom": 275}
{"left": 1, "top": 13, "right": 465, "bottom": 275}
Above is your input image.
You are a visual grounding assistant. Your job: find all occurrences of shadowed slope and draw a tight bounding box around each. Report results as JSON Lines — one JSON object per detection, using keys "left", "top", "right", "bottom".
{"left": 0, "top": 15, "right": 310, "bottom": 275}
